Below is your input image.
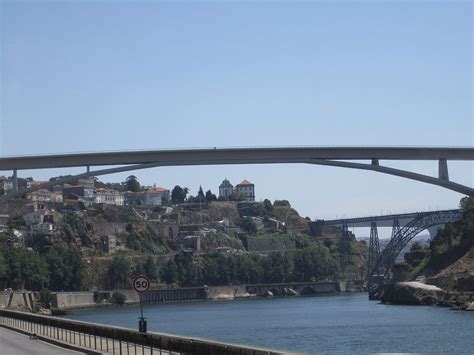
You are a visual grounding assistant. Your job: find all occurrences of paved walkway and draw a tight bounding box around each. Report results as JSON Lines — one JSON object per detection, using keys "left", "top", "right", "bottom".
{"left": 0, "top": 327, "right": 82, "bottom": 355}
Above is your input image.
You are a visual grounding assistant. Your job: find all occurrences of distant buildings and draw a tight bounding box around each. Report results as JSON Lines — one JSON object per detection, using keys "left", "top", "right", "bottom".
{"left": 218, "top": 178, "right": 255, "bottom": 202}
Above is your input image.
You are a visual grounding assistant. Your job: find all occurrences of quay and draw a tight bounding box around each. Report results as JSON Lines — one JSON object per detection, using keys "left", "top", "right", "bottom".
{"left": 0, "top": 309, "right": 291, "bottom": 354}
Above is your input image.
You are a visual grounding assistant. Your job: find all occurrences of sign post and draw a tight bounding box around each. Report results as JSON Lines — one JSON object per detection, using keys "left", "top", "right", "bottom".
{"left": 131, "top": 275, "right": 150, "bottom": 333}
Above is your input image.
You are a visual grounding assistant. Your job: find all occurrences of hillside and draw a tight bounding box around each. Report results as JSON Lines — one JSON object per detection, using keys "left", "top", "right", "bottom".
{"left": 407, "top": 197, "right": 474, "bottom": 292}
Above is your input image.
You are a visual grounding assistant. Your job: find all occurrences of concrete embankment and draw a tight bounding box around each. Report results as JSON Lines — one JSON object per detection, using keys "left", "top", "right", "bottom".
{"left": 0, "top": 291, "right": 35, "bottom": 311}
{"left": 2, "top": 281, "right": 346, "bottom": 311}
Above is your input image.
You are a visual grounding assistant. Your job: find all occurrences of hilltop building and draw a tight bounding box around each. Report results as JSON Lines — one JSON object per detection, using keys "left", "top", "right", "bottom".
{"left": 143, "top": 187, "right": 170, "bottom": 206}
{"left": 235, "top": 180, "right": 255, "bottom": 202}
{"left": 219, "top": 178, "right": 233, "bottom": 199}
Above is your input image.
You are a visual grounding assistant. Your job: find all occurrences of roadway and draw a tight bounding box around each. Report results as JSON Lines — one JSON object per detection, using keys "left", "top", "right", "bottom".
{"left": 1, "top": 146, "right": 473, "bottom": 170}
{"left": 0, "top": 327, "right": 82, "bottom": 355}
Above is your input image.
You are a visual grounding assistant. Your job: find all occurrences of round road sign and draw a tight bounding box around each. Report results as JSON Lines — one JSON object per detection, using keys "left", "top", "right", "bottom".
{"left": 132, "top": 275, "right": 150, "bottom": 293}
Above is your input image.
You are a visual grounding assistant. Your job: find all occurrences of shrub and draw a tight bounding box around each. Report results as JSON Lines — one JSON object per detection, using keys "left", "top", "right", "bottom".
{"left": 111, "top": 291, "right": 126, "bottom": 306}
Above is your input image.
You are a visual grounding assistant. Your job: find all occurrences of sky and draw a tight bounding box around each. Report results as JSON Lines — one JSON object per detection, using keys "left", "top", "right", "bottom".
{"left": 0, "top": 0, "right": 472, "bottom": 236}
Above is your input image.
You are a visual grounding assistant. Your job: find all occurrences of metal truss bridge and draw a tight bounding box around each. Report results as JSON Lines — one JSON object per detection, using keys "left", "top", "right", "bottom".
{"left": 313, "top": 209, "right": 463, "bottom": 291}
{"left": 0, "top": 146, "right": 474, "bottom": 202}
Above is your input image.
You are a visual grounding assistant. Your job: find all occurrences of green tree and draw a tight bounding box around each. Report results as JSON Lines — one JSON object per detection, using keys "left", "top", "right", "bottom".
{"left": 274, "top": 200, "right": 291, "bottom": 208}
{"left": 125, "top": 175, "right": 140, "bottom": 192}
{"left": 171, "top": 185, "right": 189, "bottom": 204}
{"left": 161, "top": 259, "right": 178, "bottom": 284}
{"left": 263, "top": 199, "right": 273, "bottom": 214}
{"left": 107, "top": 255, "right": 132, "bottom": 289}
{"left": 111, "top": 291, "right": 127, "bottom": 305}
{"left": 197, "top": 186, "right": 205, "bottom": 199}
{"left": 229, "top": 191, "right": 246, "bottom": 202}
{"left": 240, "top": 217, "right": 258, "bottom": 234}
{"left": 45, "top": 244, "right": 84, "bottom": 291}
{"left": 205, "top": 190, "right": 217, "bottom": 202}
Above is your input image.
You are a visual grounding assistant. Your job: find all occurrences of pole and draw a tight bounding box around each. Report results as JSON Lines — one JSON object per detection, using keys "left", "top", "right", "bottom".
{"left": 138, "top": 293, "right": 147, "bottom": 333}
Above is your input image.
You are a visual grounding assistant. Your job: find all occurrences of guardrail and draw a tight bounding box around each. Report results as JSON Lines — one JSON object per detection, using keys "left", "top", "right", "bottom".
{"left": 0, "top": 309, "right": 288, "bottom": 354}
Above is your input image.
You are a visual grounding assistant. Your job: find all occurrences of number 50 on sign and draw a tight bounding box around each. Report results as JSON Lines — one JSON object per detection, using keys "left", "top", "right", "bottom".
{"left": 132, "top": 275, "right": 150, "bottom": 293}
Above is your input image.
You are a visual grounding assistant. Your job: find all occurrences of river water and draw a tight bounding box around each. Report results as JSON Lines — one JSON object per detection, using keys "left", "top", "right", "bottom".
{"left": 65, "top": 293, "right": 473, "bottom": 354}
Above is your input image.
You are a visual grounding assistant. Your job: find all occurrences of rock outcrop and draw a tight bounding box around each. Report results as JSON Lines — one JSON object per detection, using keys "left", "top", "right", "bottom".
{"left": 381, "top": 282, "right": 445, "bottom": 305}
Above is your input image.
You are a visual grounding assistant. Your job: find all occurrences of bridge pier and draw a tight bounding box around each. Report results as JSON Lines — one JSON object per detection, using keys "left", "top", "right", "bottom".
{"left": 367, "top": 222, "right": 380, "bottom": 280}
{"left": 12, "top": 170, "right": 18, "bottom": 192}
{"left": 340, "top": 222, "right": 352, "bottom": 268}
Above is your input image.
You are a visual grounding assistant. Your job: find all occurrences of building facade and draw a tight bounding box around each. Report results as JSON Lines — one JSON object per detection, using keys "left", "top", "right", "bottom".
{"left": 219, "top": 178, "right": 233, "bottom": 200}
{"left": 95, "top": 188, "right": 124, "bottom": 206}
{"left": 235, "top": 180, "right": 255, "bottom": 202}
{"left": 143, "top": 187, "right": 170, "bottom": 206}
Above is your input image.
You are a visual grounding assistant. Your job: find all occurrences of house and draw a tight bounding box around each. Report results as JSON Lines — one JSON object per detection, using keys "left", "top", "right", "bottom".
{"left": 27, "top": 189, "right": 52, "bottom": 202}
{"left": 219, "top": 178, "right": 233, "bottom": 200}
{"left": 143, "top": 187, "right": 170, "bottom": 206}
{"left": 0, "top": 176, "right": 14, "bottom": 194}
{"left": 26, "top": 180, "right": 48, "bottom": 189}
{"left": 100, "top": 235, "right": 117, "bottom": 254}
{"left": 23, "top": 202, "right": 47, "bottom": 214}
{"left": 50, "top": 192, "right": 64, "bottom": 203}
{"left": 95, "top": 188, "right": 124, "bottom": 206}
{"left": 235, "top": 180, "right": 255, "bottom": 202}
{"left": 23, "top": 209, "right": 61, "bottom": 226}
{"left": 124, "top": 191, "right": 144, "bottom": 206}
{"left": 62, "top": 184, "right": 96, "bottom": 205}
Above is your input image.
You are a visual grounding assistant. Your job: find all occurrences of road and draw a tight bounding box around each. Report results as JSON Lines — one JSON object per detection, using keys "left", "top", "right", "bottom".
{"left": 0, "top": 327, "right": 82, "bottom": 355}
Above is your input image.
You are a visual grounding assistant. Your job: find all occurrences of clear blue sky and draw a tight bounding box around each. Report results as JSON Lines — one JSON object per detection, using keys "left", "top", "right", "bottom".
{"left": 1, "top": 1, "right": 472, "bottom": 234}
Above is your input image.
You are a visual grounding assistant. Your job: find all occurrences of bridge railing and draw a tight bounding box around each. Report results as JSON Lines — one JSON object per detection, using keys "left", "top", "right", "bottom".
{"left": 0, "top": 309, "right": 285, "bottom": 355}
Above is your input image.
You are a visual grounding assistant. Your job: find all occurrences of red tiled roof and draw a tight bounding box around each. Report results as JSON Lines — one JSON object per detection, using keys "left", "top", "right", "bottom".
{"left": 237, "top": 180, "right": 253, "bottom": 186}
{"left": 147, "top": 187, "right": 167, "bottom": 193}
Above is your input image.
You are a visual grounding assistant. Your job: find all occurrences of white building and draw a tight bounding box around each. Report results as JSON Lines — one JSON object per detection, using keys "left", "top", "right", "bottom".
{"left": 219, "top": 178, "right": 233, "bottom": 200}
{"left": 143, "top": 187, "right": 170, "bottom": 206}
{"left": 0, "top": 176, "right": 14, "bottom": 194}
{"left": 27, "top": 189, "right": 52, "bottom": 202}
{"left": 95, "top": 188, "right": 124, "bottom": 206}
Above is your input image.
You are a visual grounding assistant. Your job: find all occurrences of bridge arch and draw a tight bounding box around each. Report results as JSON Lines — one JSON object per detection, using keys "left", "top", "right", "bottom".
{"left": 369, "top": 209, "right": 462, "bottom": 280}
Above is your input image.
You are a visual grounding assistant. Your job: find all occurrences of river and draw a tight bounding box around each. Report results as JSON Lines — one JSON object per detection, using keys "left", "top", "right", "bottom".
{"left": 64, "top": 293, "right": 474, "bottom": 354}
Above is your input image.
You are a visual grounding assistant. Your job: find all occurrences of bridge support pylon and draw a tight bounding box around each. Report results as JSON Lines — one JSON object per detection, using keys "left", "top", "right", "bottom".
{"left": 367, "top": 222, "right": 380, "bottom": 280}
{"left": 340, "top": 222, "right": 352, "bottom": 269}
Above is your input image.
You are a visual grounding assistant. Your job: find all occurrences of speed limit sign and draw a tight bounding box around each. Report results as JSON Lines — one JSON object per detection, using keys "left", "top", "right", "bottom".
{"left": 132, "top": 275, "right": 150, "bottom": 293}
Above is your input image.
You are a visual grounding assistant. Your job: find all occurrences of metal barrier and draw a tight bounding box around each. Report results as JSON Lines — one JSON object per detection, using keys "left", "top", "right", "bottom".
{"left": 0, "top": 309, "right": 287, "bottom": 354}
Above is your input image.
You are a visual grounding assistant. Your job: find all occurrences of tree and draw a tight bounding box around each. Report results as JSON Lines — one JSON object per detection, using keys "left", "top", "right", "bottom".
{"left": 161, "top": 259, "right": 178, "bottom": 284}
{"left": 263, "top": 199, "right": 273, "bottom": 213}
{"left": 107, "top": 255, "right": 132, "bottom": 289}
{"left": 171, "top": 185, "right": 189, "bottom": 204}
{"left": 240, "top": 217, "right": 258, "bottom": 234}
{"left": 274, "top": 200, "right": 291, "bottom": 208}
{"left": 125, "top": 175, "right": 140, "bottom": 192}
{"left": 205, "top": 190, "right": 217, "bottom": 202}
{"left": 229, "top": 191, "right": 246, "bottom": 202}
{"left": 197, "top": 186, "right": 205, "bottom": 199}
{"left": 45, "top": 244, "right": 84, "bottom": 291}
